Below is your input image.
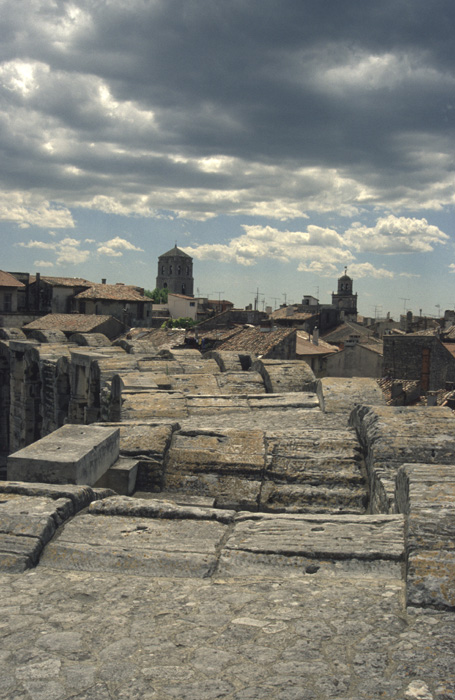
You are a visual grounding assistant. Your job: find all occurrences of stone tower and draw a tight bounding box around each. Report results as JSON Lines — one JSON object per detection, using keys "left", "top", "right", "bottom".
{"left": 156, "top": 245, "right": 194, "bottom": 296}
{"left": 331, "top": 267, "right": 358, "bottom": 321}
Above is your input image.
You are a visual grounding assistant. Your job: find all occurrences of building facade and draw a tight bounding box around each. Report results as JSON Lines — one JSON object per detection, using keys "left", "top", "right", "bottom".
{"left": 156, "top": 246, "right": 194, "bottom": 296}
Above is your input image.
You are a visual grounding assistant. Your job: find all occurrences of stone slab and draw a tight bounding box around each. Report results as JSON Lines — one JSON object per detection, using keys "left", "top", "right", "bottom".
{"left": 88, "top": 495, "right": 235, "bottom": 523}
{"left": 225, "top": 514, "right": 405, "bottom": 560}
{"left": 40, "top": 514, "right": 226, "bottom": 578}
{"left": 7, "top": 425, "right": 119, "bottom": 486}
{"left": 0, "top": 481, "right": 105, "bottom": 513}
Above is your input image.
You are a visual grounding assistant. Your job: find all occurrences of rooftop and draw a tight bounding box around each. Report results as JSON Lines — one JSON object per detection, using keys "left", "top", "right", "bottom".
{"left": 30, "top": 276, "right": 94, "bottom": 287}
{"left": 23, "top": 314, "right": 117, "bottom": 332}
{"left": 74, "top": 284, "right": 150, "bottom": 302}
{"left": 158, "top": 245, "right": 192, "bottom": 259}
{"left": 216, "top": 325, "right": 296, "bottom": 355}
{"left": 0, "top": 270, "right": 25, "bottom": 288}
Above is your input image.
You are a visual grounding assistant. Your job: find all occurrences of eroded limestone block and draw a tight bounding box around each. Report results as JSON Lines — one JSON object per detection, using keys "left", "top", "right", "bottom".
{"left": 215, "top": 371, "right": 265, "bottom": 394}
{"left": 259, "top": 482, "right": 367, "bottom": 514}
{"left": 187, "top": 396, "right": 250, "bottom": 415}
{"left": 395, "top": 463, "right": 455, "bottom": 609}
{"left": 322, "top": 377, "right": 385, "bottom": 415}
{"left": 248, "top": 393, "right": 320, "bottom": 410}
{"left": 252, "top": 359, "right": 318, "bottom": 394}
{"left": 218, "top": 513, "right": 404, "bottom": 578}
{"left": 88, "top": 495, "right": 235, "bottom": 523}
{"left": 121, "top": 391, "right": 188, "bottom": 420}
{"left": 0, "top": 492, "right": 75, "bottom": 572}
{"left": 165, "top": 429, "right": 265, "bottom": 476}
{"left": 40, "top": 514, "right": 226, "bottom": 578}
{"left": 407, "top": 550, "right": 455, "bottom": 609}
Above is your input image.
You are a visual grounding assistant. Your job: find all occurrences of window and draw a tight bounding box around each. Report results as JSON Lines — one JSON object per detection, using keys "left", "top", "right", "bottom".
{"left": 190, "top": 301, "right": 195, "bottom": 307}
{"left": 177, "top": 266, "right": 181, "bottom": 275}
{"left": 161, "top": 265, "right": 165, "bottom": 274}
{"left": 186, "top": 266, "right": 190, "bottom": 275}
{"left": 169, "top": 265, "right": 173, "bottom": 274}
{"left": 3, "top": 293, "right": 12, "bottom": 312}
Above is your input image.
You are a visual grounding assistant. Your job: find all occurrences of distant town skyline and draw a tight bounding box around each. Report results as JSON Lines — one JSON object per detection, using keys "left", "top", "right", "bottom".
{"left": 1, "top": 1, "right": 454, "bottom": 319}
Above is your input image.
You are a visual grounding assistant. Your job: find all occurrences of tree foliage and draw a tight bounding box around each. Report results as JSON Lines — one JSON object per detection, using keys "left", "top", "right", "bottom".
{"left": 161, "top": 317, "right": 196, "bottom": 330}
{"left": 145, "top": 287, "right": 168, "bottom": 303}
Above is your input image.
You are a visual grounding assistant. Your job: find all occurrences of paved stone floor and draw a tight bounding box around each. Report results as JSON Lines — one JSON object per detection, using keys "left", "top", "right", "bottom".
{"left": 1, "top": 567, "right": 453, "bottom": 700}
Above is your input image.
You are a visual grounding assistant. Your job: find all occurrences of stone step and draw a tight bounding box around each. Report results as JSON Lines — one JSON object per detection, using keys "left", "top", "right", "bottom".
{"left": 259, "top": 482, "right": 368, "bottom": 514}
{"left": 95, "top": 458, "right": 139, "bottom": 496}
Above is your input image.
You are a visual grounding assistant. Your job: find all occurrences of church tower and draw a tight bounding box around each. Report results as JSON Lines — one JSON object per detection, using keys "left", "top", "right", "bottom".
{"left": 156, "top": 245, "right": 194, "bottom": 296}
{"left": 331, "top": 267, "right": 358, "bottom": 321}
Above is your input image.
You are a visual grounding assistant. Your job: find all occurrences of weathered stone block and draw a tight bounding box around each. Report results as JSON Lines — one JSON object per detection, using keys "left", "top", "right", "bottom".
{"left": 407, "top": 550, "right": 455, "bottom": 609}
{"left": 40, "top": 514, "right": 226, "bottom": 578}
{"left": 7, "top": 425, "right": 119, "bottom": 486}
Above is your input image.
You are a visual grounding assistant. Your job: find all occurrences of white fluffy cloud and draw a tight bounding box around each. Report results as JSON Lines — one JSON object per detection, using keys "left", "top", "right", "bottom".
{"left": 346, "top": 262, "right": 394, "bottom": 279}
{"left": 185, "top": 225, "right": 354, "bottom": 271}
{"left": 0, "top": 193, "right": 74, "bottom": 229}
{"left": 344, "top": 216, "right": 449, "bottom": 254}
{"left": 97, "top": 237, "right": 144, "bottom": 257}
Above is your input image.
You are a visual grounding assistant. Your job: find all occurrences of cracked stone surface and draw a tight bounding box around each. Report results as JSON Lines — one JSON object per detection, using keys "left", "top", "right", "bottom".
{"left": 0, "top": 568, "right": 453, "bottom": 700}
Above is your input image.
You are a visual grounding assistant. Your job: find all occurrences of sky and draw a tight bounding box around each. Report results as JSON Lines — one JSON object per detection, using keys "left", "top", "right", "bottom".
{"left": 0, "top": 0, "right": 454, "bottom": 319}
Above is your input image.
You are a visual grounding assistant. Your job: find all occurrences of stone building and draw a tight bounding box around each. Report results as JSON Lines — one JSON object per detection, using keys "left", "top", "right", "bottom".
{"left": 0, "top": 270, "right": 25, "bottom": 316}
{"left": 383, "top": 333, "right": 455, "bottom": 391}
{"left": 331, "top": 267, "right": 358, "bottom": 321}
{"left": 156, "top": 245, "right": 194, "bottom": 296}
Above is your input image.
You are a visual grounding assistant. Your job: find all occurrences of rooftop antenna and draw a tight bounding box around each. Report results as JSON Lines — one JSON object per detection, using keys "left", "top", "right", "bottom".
{"left": 400, "top": 297, "right": 410, "bottom": 313}
{"left": 283, "top": 293, "right": 287, "bottom": 305}
{"left": 250, "top": 287, "right": 264, "bottom": 311}
{"left": 271, "top": 297, "right": 279, "bottom": 310}
{"left": 435, "top": 303, "right": 441, "bottom": 318}
{"left": 211, "top": 291, "right": 224, "bottom": 302}
{"left": 314, "top": 286, "right": 320, "bottom": 300}
{"left": 371, "top": 305, "right": 383, "bottom": 320}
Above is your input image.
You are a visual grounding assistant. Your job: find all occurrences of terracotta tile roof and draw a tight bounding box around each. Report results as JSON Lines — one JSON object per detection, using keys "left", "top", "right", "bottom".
{"left": 30, "top": 276, "right": 94, "bottom": 287}
{"left": 0, "top": 270, "right": 25, "bottom": 287}
{"left": 215, "top": 326, "right": 296, "bottom": 355}
{"left": 194, "top": 327, "right": 244, "bottom": 343}
{"left": 296, "top": 333, "right": 338, "bottom": 356}
{"left": 74, "top": 284, "right": 150, "bottom": 302}
{"left": 23, "top": 314, "right": 116, "bottom": 332}
{"left": 270, "top": 306, "right": 316, "bottom": 321}
{"left": 168, "top": 293, "right": 195, "bottom": 300}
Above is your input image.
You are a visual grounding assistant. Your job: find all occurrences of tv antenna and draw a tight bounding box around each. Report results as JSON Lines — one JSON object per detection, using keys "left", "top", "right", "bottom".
{"left": 250, "top": 287, "right": 264, "bottom": 311}
{"left": 400, "top": 297, "right": 410, "bottom": 313}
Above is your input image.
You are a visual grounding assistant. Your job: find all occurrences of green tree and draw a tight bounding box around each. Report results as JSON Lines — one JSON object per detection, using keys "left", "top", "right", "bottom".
{"left": 145, "top": 287, "right": 168, "bottom": 303}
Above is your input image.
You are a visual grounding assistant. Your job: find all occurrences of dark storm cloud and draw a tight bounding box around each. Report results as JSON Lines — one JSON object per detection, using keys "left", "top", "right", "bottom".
{"left": 0, "top": 0, "right": 454, "bottom": 221}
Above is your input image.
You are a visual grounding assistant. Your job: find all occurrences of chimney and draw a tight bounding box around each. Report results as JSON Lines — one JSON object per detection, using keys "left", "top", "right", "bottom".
{"left": 102, "top": 278, "right": 106, "bottom": 284}
{"left": 312, "top": 327, "right": 319, "bottom": 345}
